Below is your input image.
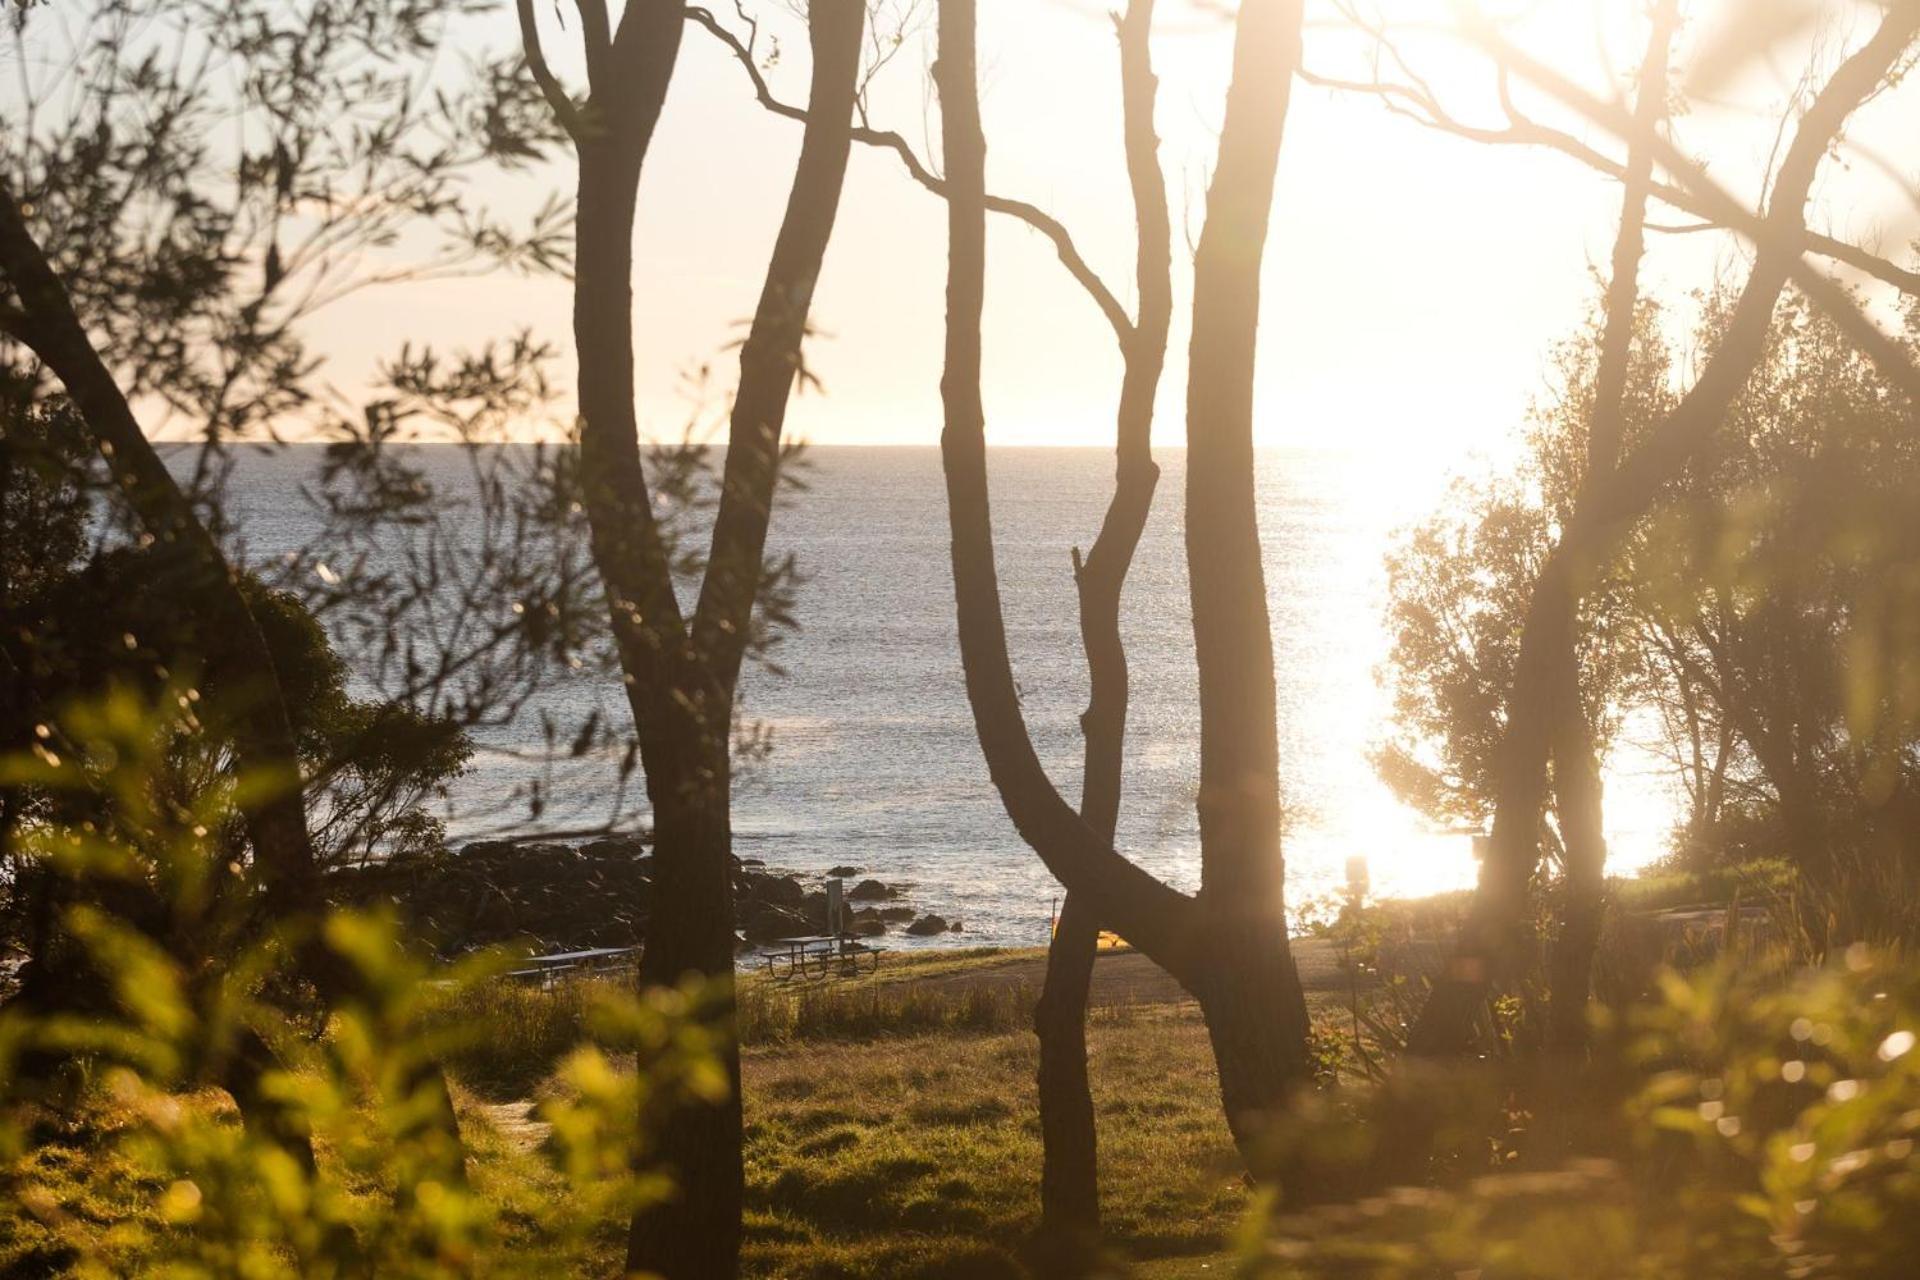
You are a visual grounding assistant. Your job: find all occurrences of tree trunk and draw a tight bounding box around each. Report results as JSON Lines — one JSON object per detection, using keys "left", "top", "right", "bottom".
{"left": 1544, "top": 0, "right": 1671, "bottom": 1053}
{"left": 0, "top": 181, "right": 465, "bottom": 1180}
{"left": 1182, "top": 0, "right": 1314, "bottom": 1126}
{"left": 1405, "top": 4, "right": 1915, "bottom": 1055}
{"left": 1546, "top": 645, "right": 1607, "bottom": 1051}
{"left": 935, "top": 0, "right": 1311, "bottom": 1168}
{"left": 568, "top": 8, "right": 863, "bottom": 1274}
{"left": 693, "top": 0, "right": 864, "bottom": 685}
{"left": 1032, "top": 0, "right": 1171, "bottom": 1245}
{"left": 625, "top": 733, "right": 744, "bottom": 1278}
{"left": 1035, "top": 892, "right": 1102, "bottom": 1242}
{"left": 931, "top": 0, "right": 1199, "bottom": 981}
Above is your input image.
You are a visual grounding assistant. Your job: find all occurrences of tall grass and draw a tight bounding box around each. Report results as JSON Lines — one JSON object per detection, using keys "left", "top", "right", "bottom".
{"left": 738, "top": 978, "right": 1034, "bottom": 1044}
{"left": 425, "top": 973, "right": 1055, "bottom": 1097}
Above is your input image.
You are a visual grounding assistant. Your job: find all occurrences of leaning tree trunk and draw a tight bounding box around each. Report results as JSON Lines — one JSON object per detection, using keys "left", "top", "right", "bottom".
{"left": 1181, "top": 0, "right": 1313, "bottom": 1146}
{"left": 1033, "top": 0, "right": 1171, "bottom": 1246}
{"left": 1544, "top": 0, "right": 1673, "bottom": 1052}
{"left": 0, "top": 182, "right": 465, "bottom": 1181}
{"left": 1405, "top": 3, "right": 1920, "bottom": 1056}
{"left": 935, "top": 0, "right": 1311, "bottom": 1169}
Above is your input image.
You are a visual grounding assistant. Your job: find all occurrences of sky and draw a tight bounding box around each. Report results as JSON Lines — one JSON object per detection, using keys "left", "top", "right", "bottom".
{"left": 279, "top": 0, "right": 1919, "bottom": 458}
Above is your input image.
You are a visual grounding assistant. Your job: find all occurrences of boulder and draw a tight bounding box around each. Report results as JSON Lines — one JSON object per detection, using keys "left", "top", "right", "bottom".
{"left": 877, "top": 905, "right": 916, "bottom": 923}
{"left": 741, "top": 871, "right": 807, "bottom": 908}
{"left": 827, "top": 865, "right": 861, "bottom": 879}
{"left": 580, "top": 836, "right": 649, "bottom": 861}
{"left": 848, "top": 879, "right": 897, "bottom": 902}
{"left": 905, "top": 914, "right": 949, "bottom": 937}
{"left": 739, "top": 900, "right": 811, "bottom": 944}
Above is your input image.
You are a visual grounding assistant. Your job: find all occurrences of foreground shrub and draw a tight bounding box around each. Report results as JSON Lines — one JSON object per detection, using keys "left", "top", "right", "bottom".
{"left": 0, "top": 693, "right": 723, "bottom": 1275}
{"left": 1242, "top": 948, "right": 1920, "bottom": 1278}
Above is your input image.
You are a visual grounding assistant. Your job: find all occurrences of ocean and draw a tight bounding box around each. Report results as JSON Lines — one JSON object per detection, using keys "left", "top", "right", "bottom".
{"left": 212, "top": 444, "right": 1679, "bottom": 948}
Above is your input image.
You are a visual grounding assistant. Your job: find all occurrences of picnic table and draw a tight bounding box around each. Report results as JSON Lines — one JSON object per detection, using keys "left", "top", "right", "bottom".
{"left": 761, "top": 934, "right": 885, "bottom": 979}
{"left": 507, "top": 945, "right": 638, "bottom": 988}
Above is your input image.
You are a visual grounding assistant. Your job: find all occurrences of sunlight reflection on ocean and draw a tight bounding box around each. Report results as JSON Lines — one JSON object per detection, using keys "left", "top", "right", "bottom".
{"left": 217, "top": 445, "right": 1681, "bottom": 948}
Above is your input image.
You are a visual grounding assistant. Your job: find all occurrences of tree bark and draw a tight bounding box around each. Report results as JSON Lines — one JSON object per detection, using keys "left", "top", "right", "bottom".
{"left": 1406, "top": 4, "right": 1919, "bottom": 1056}
{"left": 569, "top": 6, "right": 864, "bottom": 1276}
{"left": 625, "top": 733, "right": 745, "bottom": 1277}
{"left": 1033, "top": 0, "right": 1171, "bottom": 1246}
{"left": 1546, "top": 642, "right": 1607, "bottom": 1051}
{"left": 936, "top": 0, "right": 1313, "bottom": 1168}
{"left": 1545, "top": 0, "right": 1674, "bottom": 1052}
{"left": 1181, "top": 0, "right": 1313, "bottom": 1143}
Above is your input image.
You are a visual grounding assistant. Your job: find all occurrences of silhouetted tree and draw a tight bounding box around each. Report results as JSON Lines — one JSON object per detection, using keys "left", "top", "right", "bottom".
{"left": 517, "top": 1, "right": 866, "bottom": 1271}
{"left": 1400, "top": 1, "right": 1920, "bottom": 1055}
{"left": 935, "top": 0, "right": 1315, "bottom": 1170}
{"left": 1029, "top": 0, "right": 1172, "bottom": 1246}
{"left": 698, "top": 0, "right": 1174, "bottom": 1237}
{"left": 2, "top": 0, "right": 578, "bottom": 1179}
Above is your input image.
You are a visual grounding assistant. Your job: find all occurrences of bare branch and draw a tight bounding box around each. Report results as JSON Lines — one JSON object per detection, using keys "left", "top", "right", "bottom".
{"left": 686, "top": 4, "right": 1135, "bottom": 346}
{"left": 1296, "top": 65, "right": 1920, "bottom": 303}
{"left": 1454, "top": 4, "right": 1920, "bottom": 398}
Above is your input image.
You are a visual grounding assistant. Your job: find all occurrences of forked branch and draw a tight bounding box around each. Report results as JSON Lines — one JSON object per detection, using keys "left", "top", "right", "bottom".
{"left": 687, "top": 4, "right": 1135, "bottom": 346}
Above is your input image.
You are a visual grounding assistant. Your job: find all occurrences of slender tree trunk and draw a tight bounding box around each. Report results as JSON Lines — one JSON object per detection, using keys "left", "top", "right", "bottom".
{"left": 1182, "top": 0, "right": 1313, "bottom": 1143}
{"left": 1033, "top": 0, "right": 1170, "bottom": 1245}
{"left": 936, "top": 0, "right": 1311, "bottom": 1168}
{"left": 1035, "top": 893, "right": 1101, "bottom": 1238}
{"left": 1543, "top": 0, "right": 1672, "bottom": 1052}
{"left": 1546, "top": 646, "right": 1606, "bottom": 1050}
{"left": 571, "top": 8, "right": 863, "bottom": 1275}
{"left": 625, "top": 730, "right": 745, "bottom": 1277}
{"left": 1405, "top": 3, "right": 1918, "bottom": 1056}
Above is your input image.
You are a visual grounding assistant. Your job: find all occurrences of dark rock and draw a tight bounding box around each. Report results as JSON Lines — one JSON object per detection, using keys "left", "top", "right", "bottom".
{"left": 905, "top": 914, "right": 949, "bottom": 937}
{"left": 739, "top": 900, "right": 811, "bottom": 944}
{"left": 878, "top": 905, "right": 916, "bottom": 923}
{"left": 949, "top": 920, "right": 963, "bottom": 932}
{"left": 580, "top": 836, "right": 649, "bottom": 861}
{"left": 335, "top": 836, "right": 653, "bottom": 958}
{"left": 853, "top": 919, "right": 887, "bottom": 937}
{"left": 742, "top": 872, "right": 806, "bottom": 908}
{"left": 848, "top": 879, "right": 896, "bottom": 902}
{"left": 827, "top": 865, "right": 861, "bottom": 879}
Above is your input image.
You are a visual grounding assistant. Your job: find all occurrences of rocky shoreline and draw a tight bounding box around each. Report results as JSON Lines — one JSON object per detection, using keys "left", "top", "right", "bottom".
{"left": 332, "top": 836, "right": 962, "bottom": 958}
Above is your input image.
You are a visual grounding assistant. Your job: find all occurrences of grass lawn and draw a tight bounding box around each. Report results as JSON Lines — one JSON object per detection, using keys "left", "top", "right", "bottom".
{"left": 737, "top": 1007, "right": 1246, "bottom": 1278}
{"left": 4, "top": 946, "right": 1368, "bottom": 1277}
{"left": 448, "top": 992, "right": 1256, "bottom": 1277}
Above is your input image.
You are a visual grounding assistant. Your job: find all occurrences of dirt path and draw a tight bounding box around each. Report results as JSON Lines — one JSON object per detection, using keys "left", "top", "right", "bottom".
{"left": 478, "top": 1100, "right": 550, "bottom": 1153}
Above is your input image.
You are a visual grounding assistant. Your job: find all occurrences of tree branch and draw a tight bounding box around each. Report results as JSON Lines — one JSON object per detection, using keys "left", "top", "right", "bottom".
{"left": 686, "top": 4, "right": 1135, "bottom": 347}
{"left": 1296, "top": 64, "right": 1920, "bottom": 303}
{"left": 576, "top": 0, "right": 613, "bottom": 86}
{"left": 1454, "top": 6, "right": 1920, "bottom": 397}
{"left": 518, "top": 0, "right": 586, "bottom": 140}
